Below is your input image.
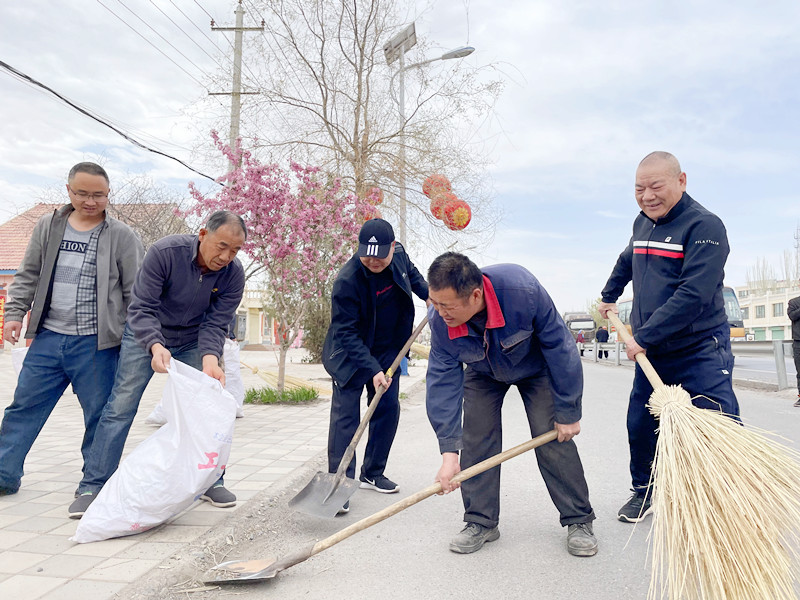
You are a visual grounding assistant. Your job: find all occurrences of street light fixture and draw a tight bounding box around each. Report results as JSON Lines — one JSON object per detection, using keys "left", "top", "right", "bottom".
{"left": 385, "top": 22, "right": 474, "bottom": 246}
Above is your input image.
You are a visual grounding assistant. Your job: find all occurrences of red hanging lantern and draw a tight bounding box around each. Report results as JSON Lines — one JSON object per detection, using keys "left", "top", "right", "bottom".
{"left": 430, "top": 191, "right": 457, "bottom": 220}
{"left": 367, "top": 187, "right": 383, "bottom": 205}
{"left": 443, "top": 199, "right": 471, "bottom": 230}
{"left": 422, "top": 174, "right": 451, "bottom": 198}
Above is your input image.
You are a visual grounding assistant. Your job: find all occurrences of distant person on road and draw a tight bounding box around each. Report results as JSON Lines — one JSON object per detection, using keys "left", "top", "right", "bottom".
{"left": 425, "top": 252, "right": 597, "bottom": 557}
{"left": 789, "top": 290, "right": 800, "bottom": 406}
{"left": 0, "top": 162, "right": 143, "bottom": 500}
{"left": 595, "top": 326, "right": 610, "bottom": 359}
{"left": 70, "top": 210, "right": 246, "bottom": 517}
{"left": 323, "top": 219, "right": 428, "bottom": 511}
{"left": 576, "top": 330, "right": 585, "bottom": 356}
{"left": 598, "top": 151, "right": 740, "bottom": 524}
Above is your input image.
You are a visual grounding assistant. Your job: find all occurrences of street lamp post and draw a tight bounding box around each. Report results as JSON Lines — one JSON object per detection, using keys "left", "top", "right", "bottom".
{"left": 384, "top": 23, "right": 474, "bottom": 246}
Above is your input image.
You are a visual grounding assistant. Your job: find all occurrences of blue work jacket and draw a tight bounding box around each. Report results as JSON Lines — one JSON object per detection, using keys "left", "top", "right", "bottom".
{"left": 426, "top": 264, "right": 583, "bottom": 453}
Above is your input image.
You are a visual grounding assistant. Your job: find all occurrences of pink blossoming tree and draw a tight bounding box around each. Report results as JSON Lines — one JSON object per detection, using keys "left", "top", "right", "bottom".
{"left": 189, "top": 132, "right": 368, "bottom": 391}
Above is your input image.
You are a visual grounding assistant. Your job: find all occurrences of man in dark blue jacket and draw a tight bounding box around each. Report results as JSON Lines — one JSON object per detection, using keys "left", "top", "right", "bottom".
{"left": 599, "top": 151, "right": 739, "bottom": 523}
{"left": 425, "top": 252, "right": 597, "bottom": 557}
{"left": 71, "top": 211, "right": 246, "bottom": 517}
{"left": 323, "top": 219, "right": 428, "bottom": 507}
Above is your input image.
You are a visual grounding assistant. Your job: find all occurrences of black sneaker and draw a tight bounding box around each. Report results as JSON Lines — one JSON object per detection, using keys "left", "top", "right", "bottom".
{"left": 68, "top": 492, "right": 96, "bottom": 519}
{"left": 794, "top": 396, "right": 800, "bottom": 407}
{"left": 337, "top": 501, "right": 350, "bottom": 515}
{"left": 449, "top": 522, "right": 500, "bottom": 554}
{"left": 200, "top": 484, "right": 237, "bottom": 508}
{"left": 359, "top": 475, "right": 399, "bottom": 494}
{"left": 618, "top": 489, "right": 653, "bottom": 523}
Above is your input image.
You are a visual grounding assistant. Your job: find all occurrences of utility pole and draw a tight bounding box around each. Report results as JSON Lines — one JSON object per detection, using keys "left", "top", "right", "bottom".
{"left": 209, "top": 0, "right": 264, "bottom": 166}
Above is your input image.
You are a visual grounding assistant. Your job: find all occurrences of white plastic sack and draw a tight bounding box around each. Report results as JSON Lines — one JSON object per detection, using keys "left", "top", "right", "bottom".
{"left": 12, "top": 347, "right": 28, "bottom": 376}
{"left": 223, "top": 338, "right": 245, "bottom": 418}
{"left": 146, "top": 341, "right": 245, "bottom": 424}
{"left": 71, "top": 359, "right": 236, "bottom": 543}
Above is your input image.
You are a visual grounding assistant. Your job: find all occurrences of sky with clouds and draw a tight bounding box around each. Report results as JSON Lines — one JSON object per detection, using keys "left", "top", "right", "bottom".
{"left": 1, "top": 0, "right": 799, "bottom": 312}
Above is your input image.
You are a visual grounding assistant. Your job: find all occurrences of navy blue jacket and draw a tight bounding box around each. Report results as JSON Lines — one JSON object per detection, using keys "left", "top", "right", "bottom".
{"left": 127, "top": 234, "right": 245, "bottom": 358}
{"left": 322, "top": 242, "right": 428, "bottom": 387}
{"left": 601, "top": 193, "right": 729, "bottom": 354}
{"left": 426, "top": 264, "right": 583, "bottom": 453}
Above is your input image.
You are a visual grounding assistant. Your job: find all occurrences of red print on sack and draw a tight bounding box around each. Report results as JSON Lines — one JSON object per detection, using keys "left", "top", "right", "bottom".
{"left": 198, "top": 452, "right": 219, "bottom": 470}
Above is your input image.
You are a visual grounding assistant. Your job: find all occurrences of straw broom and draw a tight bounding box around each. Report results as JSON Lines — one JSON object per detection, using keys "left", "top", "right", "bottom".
{"left": 607, "top": 313, "right": 800, "bottom": 600}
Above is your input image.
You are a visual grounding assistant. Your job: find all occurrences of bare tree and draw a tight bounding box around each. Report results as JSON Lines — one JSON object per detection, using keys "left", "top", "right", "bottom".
{"left": 746, "top": 257, "right": 779, "bottom": 293}
{"left": 236, "top": 0, "right": 503, "bottom": 252}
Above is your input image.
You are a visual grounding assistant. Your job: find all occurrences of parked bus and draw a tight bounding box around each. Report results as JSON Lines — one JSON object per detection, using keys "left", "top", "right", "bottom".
{"left": 614, "top": 286, "right": 744, "bottom": 340}
{"left": 562, "top": 312, "right": 597, "bottom": 342}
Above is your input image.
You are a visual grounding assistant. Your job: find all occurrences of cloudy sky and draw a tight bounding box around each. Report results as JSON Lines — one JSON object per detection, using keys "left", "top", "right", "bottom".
{"left": 2, "top": 0, "right": 799, "bottom": 312}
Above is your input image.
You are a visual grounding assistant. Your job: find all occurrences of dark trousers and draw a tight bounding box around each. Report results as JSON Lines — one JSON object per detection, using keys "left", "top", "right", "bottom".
{"left": 460, "top": 370, "right": 595, "bottom": 528}
{"left": 794, "top": 341, "right": 800, "bottom": 394}
{"left": 627, "top": 328, "right": 740, "bottom": 490}
{"left": 327, "top": 368, "right": 400, "bottom": 480}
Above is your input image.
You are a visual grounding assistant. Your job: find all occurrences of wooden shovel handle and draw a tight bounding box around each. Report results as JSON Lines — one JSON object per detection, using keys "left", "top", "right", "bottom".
{"left": 332, "top": 316, "right": 430, "bottom": 487}
{"left": 312, "top": 429, "right": 558, "bottom": 557}
{"left": 606, "top": 311, "right": 664, "bottom": 390}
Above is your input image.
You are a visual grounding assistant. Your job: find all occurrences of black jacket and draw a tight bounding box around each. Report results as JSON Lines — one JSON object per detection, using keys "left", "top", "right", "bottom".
{"left": 595, "top": 328, "right": 609, "bottom": 343}
{"left": 789, "top": 295, "right": 800, "bottom": 341}
{"left": 601, "top": 193, "right": 729, "bottom": 355}
{"left": 322, "top": 242, "right": 428, "bottom": 386}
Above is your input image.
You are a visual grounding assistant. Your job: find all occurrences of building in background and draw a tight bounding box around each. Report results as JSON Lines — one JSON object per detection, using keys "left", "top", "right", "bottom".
{"left": 736, "top": 280, "right": 800, "bottom": 341}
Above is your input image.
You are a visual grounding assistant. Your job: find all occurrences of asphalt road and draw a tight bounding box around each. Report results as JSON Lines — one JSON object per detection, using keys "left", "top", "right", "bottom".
{"left": 124, "top": 360, "right": 800, "bottom": 600}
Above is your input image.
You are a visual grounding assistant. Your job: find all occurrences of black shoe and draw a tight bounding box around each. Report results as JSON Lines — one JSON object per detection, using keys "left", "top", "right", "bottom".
{"left": 337, "top": 500, "right": 350, "bottom": 515}
{"left": 618, "top": 489, "right": 653, "bottom": 523}
{"left": 794, "top": 396, "right": 800, "bottom": 407}
{"left": 359, "top": 474, "right": 399, "bottom": 494}
{"left": 449, "top": 522, "right": 500, "bottom": 554}
{"left": 68, "top": 492, "right": 96, "bottom": 519}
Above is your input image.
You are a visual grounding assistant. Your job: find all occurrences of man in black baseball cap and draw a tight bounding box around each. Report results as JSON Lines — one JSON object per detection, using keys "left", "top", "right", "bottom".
{"left": 323, "top": 219, "right": 429, "bottom": 512}
{"left": 358, "top": 218, "right": 395, "bottom": 259}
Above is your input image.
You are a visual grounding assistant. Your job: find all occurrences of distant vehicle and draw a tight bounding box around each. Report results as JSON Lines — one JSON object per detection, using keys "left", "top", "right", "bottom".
{"left": 562, "top": 312, "right": 597, "bottom": 342}
{"left": 614, "top": 286, "right": 744, "bottom": 340}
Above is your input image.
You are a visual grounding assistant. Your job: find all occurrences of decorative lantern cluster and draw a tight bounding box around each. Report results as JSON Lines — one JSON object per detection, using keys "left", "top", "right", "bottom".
{"left": 362, "top": 185, "right": 384, "bottom": 221}
{"left": 423, "top": 174, "right": 471, "bottom": 230}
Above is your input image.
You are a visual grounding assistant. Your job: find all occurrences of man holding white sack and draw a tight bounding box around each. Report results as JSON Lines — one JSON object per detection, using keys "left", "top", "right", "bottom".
{"left": 70, "top": 210, "right": 246, "bottom": 517}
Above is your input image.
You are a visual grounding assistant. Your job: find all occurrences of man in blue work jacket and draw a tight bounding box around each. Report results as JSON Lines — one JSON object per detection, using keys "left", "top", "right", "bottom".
{"left": 599, "top": 151, "right": 739, "bottom": 524}
{"left": 425, "top": 252, "right": 597, "bottom": 557}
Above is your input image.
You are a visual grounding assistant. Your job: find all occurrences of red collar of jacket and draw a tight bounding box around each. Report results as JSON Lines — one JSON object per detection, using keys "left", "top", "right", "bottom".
{"left": 447, "top": 275, "right": 506, "bottom": 339}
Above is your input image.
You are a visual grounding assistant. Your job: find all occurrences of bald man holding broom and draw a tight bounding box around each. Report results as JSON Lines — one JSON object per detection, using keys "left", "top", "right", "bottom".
{"left": 598, "top": 151, "right": 740, "bottom": 523}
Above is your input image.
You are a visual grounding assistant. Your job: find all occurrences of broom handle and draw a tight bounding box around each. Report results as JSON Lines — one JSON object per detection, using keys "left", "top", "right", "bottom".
{"left": 311, "top": 429, "right": 559, "bottom": 556}
{"left": 330, "top": 315, "right": 429, "bottom": 489}
{"left": 606, "top": 311, "right": 665, "bottom": 390}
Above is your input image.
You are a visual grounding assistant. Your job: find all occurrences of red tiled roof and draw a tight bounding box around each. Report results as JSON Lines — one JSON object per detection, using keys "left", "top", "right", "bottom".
{"left": 0, "top": 202, "right": 190, "bottom": 271}
{"left": 0, "top": 204, "right": 62, "bottom": 270}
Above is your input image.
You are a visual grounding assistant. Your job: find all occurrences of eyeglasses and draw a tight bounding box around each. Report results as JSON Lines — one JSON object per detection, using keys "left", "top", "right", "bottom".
{"left": 68, "top": 186, "right": 108, "bottom": 201}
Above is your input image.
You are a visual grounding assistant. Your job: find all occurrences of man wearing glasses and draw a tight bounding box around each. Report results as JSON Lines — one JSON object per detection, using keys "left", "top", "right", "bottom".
{"left": 0, "top": 162, "right": 143, "bottom": 503}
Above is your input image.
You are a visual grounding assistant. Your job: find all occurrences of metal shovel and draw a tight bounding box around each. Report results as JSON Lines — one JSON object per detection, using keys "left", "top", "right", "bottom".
{"left": 205, "top": 428, "right": 558, "bottom": 584}
{"left": 287, "top": 316, "right": 429, "bottom": 518}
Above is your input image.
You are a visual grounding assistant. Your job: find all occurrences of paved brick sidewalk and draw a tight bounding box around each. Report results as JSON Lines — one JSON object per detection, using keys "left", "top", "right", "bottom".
{"left": 0, "top": 348, "right": 428, "bottom": 600}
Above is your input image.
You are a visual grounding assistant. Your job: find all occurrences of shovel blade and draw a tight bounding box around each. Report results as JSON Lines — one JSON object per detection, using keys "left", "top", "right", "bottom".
{"left": 288, "top": 471, "right": 360, "bottom": 518}
{"left": 203, "top": 557, "right": 280, "bottom": 584}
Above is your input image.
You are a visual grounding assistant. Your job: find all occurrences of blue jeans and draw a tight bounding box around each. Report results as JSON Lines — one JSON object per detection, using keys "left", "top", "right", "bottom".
{"left": 627, "top": 327, "right": 740, "bottom": 490}
{"left": 0, "top": 330, "right": 119, "bottom": 492}
{"left": 78, "top": 325, "right": 223, "bottom": 493}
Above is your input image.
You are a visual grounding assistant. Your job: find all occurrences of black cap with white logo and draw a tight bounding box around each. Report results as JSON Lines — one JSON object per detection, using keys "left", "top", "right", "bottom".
{"left": 357, "top": 218, "right": 395, "bottom": 259}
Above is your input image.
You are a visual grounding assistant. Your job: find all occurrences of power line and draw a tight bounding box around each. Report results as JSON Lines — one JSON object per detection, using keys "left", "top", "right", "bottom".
{"left": 112, "top": 0, "right": 214, "bottom": 84}
{"left": 0, "top": 59, "right": 220, "bottom": 184}
{"left": 148, "top": 0, "right": 227, "bottom": 71}
{"left": 96, "top": 0, "right": 207, "bottom": 89}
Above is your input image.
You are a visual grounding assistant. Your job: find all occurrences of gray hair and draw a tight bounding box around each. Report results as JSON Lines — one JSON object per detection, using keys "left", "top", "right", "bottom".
{"left": 206, "top": 210, "right": 247, "bottom": 239}
{"left": 68, "top": 162, "right": 109, "bottom": 185}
